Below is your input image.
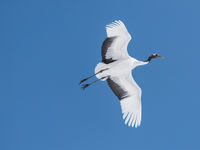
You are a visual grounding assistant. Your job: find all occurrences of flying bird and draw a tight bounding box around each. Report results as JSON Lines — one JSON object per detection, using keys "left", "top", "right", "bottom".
{"left": 80, "top": 20, "right": 162, "bottom": 127}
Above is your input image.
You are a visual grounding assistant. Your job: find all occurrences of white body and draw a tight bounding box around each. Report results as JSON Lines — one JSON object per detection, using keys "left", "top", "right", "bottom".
{"left": 95, "top": 58, "right": 147, "bottom": 79}
{"left": 95, "top": 20, "right": 149, "bottom": 127}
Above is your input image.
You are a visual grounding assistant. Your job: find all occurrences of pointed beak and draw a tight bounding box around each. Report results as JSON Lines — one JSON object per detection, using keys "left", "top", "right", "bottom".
{"left": 157, "top": 55, "right": 164, "bottom": 59}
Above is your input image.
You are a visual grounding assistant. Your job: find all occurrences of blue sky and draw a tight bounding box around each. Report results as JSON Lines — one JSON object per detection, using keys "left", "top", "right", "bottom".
{"left": 0, "top": 0, "right": 200, "bottom": 149}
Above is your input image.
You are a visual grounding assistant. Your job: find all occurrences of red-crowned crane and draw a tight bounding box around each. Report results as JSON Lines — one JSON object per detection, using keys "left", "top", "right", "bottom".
{"left": 80, "top": 20, "right": 162, "bottom": 127}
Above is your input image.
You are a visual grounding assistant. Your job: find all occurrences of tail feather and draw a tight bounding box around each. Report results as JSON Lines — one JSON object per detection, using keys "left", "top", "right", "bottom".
{"left": 94, "top": 62, "right": 108, "bottom": 81}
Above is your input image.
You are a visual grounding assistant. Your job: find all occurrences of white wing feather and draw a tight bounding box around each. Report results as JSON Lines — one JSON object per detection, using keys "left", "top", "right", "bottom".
{"left": 104, "top": 20, "right": 142, "bottom": 127}
{"left": 111, "top": 72, "right": 142, "bottom": 127}
{"left": 105, "top": 20, "right": 132, "bottom": 60}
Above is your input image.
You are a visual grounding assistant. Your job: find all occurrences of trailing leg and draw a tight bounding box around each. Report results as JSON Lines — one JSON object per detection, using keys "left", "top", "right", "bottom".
{"left": 79, "top": 68, "right": 108, "bottom": 85}
{"left": 81, "top": 76, "right": 108, "bottom": 90}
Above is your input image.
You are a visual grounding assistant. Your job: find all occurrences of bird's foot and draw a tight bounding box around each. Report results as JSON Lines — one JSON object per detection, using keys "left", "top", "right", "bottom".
{"left": 79, "top": 78, "right": 88, "bottom": 85}
{"left": 81, "top": 84, "right": 90, "bottom": 90}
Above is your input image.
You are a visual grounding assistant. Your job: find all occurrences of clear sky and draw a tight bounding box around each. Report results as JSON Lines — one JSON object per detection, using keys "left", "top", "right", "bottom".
{"left": 0, "top": 0, "right": 200, "bottom": 150}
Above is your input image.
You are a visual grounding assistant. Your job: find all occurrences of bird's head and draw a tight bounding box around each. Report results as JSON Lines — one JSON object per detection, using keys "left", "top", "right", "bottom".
{"left": 152, "top": 53, "right": 163, "bottom": 58}
{"left": 145, "top": 53, "right": 163, "bottom": 62}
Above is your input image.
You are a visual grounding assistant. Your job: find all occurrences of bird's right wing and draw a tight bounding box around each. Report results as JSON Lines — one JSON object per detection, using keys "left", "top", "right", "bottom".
{"left": 107, "top": 72, "right": 142, "bottom": 127}
{"left": 101, "top": 20, "right": 132, "bottom": 64}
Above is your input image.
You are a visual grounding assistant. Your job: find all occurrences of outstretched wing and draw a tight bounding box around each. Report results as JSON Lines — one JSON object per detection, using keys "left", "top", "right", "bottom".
{"left": 101, "top": 20, "right": 132, "bottom": 64}
{"left": 107, "top": 72, "right": 142, "bottom": 127}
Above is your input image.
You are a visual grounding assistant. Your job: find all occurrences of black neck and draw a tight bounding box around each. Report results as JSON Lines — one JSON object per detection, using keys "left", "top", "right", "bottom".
{"left": 144, "top": 55, "right": 154, "bottom": 62}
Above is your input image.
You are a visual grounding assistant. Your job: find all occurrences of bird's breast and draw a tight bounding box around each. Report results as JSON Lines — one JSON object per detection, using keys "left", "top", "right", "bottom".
{"left": 108, "top": 59, "right": 134, "bottom": 77}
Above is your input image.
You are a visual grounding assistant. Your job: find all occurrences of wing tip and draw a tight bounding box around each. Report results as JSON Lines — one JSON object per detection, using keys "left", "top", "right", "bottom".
{"left": 105, "top": 20, "right": 131, "bottom": 39}
{"left": 105, "top": 20, "right": 123, "bottom": 29}
{"left": 123, "top": 112, "right": 141, "bottom": 128}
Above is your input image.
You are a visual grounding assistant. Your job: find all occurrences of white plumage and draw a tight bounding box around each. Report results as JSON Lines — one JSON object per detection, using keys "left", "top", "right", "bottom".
{"left": 80, "top": 20, "right": 162, "bottom": 128}
{"left": 95, "top": 20, "right": 147, "bottom": 127}
{"left": 105, "top": 20, "right": 131, "bottom": 60}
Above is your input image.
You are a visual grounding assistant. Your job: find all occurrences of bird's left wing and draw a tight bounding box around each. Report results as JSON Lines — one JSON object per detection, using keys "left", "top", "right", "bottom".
{"left": 107, "top": 72, "right": 142, "bottom": 127}
{"left": 101, "top": 20, "right": 132, "bottom": 64}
